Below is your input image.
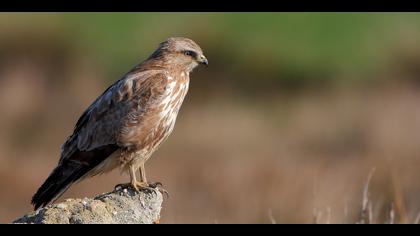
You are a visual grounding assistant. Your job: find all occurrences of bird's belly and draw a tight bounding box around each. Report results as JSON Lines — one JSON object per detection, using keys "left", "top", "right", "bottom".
{"left": 119, "top": 111, "right": 178, "bottom": 168}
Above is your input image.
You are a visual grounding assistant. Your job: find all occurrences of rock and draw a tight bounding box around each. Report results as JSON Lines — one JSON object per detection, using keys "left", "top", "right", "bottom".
{"left": 13, "top": 187, "right": 163, "bottom": 224}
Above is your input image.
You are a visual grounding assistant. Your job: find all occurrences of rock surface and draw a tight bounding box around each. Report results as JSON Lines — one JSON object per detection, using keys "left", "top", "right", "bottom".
{"left": 13, "top": 187, "right": 163, "bottom": 224}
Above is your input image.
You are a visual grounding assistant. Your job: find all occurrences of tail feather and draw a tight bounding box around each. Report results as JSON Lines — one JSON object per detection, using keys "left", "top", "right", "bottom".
{"left": 31, "top": 145, "right": 118, "bottom": 210}
{"left": 31, "top": 161, "right": 88, "bottom": 210}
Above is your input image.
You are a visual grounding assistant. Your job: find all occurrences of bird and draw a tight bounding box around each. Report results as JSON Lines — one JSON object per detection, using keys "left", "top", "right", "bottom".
{"left": 31, "top": 37, "right": 208, "bottom": 210}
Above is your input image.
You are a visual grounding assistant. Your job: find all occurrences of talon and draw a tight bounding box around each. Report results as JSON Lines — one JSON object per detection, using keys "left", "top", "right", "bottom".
{"left": 148, "top": 182, "right": 163, "bottom": 188}
{"left": 147, "top": 182, "right": 169, "bottom": 198}
{"left": 159, "top": 188, "right": 170, "bottom": 199}
{"left": 132, "top": 181, "right": 149, "bottom": 192}
{"left": 142, "top": 187, "right": 155, "bottom": 194}
{"left": 115, "top": 181, "right": 168, "bottom": 197}
{"left": 115, "top": 181, "right": 150, "bottom": 192}
{"left": 132, "top": 185, "right": 140, "bottom": 192}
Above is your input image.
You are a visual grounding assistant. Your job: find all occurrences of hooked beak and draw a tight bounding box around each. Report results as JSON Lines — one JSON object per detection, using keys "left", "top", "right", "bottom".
{"left": 198, "top": 55, "right": 208, "bottom": 66}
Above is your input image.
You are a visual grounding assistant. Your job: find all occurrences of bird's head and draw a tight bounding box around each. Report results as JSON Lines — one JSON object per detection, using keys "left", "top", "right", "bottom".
{"left": 149, "top": 37, "right": 208, "bottom": 73}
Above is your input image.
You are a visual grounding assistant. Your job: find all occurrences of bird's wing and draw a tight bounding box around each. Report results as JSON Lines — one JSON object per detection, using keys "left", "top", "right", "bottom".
{"left": 60, "top": 70, "right": 169, "bottom": 164}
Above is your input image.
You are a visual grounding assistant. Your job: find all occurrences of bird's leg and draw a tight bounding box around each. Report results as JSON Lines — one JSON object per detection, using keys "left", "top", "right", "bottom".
{"left": 115, "top": 165, "right": 148, "bottom": 192}
{"left": 139, "top": 162, "right": 148, "bottom": 183}
{"left": 139, "top": 162, "right": 162, "bottom": 188}
{"left": 129, "top": 165, "right": 149, "bottom": 192}
{"left": 114, "top": 164, "right": 168, "bottom": 197}
{"left": 139, "top": 162, "right": 169, "bottom": 198}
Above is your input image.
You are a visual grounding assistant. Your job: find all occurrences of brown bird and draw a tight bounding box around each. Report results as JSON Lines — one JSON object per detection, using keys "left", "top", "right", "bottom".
{"left": 31, "top": 37, "right": 208, "bottom": 210}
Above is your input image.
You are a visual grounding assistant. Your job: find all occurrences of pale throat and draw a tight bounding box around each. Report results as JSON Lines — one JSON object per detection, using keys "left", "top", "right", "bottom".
{"left": 186, "top": 62, "right": 199, "bottom": 73}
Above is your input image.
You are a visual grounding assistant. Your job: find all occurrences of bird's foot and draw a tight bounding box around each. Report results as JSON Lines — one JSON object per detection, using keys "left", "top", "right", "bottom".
{"left": 114, "top": 181, "right": 169, "bottom": 198}
{"left": 147, "top": 182, "right": 170, "bottom": 199}
{"left": 148, "top": 182, "right": 163, "bottom": 188}
{"left": 114, "top": 181, "right": 148, "bottom": 192}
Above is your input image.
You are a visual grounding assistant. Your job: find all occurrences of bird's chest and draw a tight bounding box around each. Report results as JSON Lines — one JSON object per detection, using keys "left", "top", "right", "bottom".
{"left": 157, "top": 79, "right": 190, "bottom": 138}
{"left": 121, "top": 77, "right": 189, "bottom": 160}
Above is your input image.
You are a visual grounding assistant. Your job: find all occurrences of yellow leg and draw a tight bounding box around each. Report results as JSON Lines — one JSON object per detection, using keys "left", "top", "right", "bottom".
{"left": 139, "top": 162, "right": 169, "bottom": 197}
{"left": 139, "top": 162, "right": 147, "bottom": 183}
{"left": 115, "top": 164, "right": 148, "bottom": 192}
{"left": 116, "top": 163, "right": 168, "bottom": 197}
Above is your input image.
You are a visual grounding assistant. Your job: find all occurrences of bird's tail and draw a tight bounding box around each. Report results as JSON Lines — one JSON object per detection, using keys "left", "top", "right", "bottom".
{"left": 31, "top": 160, "right": 90, "bottom": 210}
{"left": 31, "top": 144, "right": 119, "bottom": 210}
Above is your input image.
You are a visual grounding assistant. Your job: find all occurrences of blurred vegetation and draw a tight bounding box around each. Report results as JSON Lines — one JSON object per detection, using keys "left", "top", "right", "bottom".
{"left": 3, "top": 13, "right": 420, "bottom": 89}
{"left": 61, "top": 13, "right": 420, "bottom": 85}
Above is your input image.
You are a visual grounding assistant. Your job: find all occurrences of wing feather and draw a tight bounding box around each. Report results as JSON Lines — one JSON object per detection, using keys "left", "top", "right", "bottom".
{"left": 60, "top": 70, "right": 169, "bottom": 163}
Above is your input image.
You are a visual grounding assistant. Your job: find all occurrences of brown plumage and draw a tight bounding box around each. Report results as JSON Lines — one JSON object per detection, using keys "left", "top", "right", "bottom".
{"left": 31, "top": 37, "right": 208, "bottom": 210}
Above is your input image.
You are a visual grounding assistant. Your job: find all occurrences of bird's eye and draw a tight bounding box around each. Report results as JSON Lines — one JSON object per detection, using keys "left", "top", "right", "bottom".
{"left": 184, "top": 50, "right": 194, "bottom": 57}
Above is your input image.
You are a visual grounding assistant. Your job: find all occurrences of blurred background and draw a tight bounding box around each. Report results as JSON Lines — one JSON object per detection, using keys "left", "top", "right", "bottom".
{"left": 1, "top": 13, "right": 420, "bottom": 223}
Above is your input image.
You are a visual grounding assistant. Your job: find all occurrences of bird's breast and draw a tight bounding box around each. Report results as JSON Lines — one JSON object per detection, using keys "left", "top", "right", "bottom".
{"left": 121, "top": 76, "right": 190, "bottom": 159}
{"left": 156, "top": 77, "right": 190, "bottom": 138}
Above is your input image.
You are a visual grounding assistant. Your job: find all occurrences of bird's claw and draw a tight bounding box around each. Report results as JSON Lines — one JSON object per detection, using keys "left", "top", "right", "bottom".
{"left": 114, "top": 182, "right": 169, "bottom": 198}
{"left": 148, "top": 182, "right": 170, "bottom": 199}
{"left": 159, "top": 188, "right": 170, "bottom": 199}
{"left": 148, "top": 182, "right": 163, "bottom": 188}
{"left": 114, "top": 182, "right": 147, "bottom": 192}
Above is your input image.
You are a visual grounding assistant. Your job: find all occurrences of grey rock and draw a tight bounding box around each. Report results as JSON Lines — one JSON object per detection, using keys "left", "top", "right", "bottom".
{"left": 13, "top": 187, "right": 163, "bottom": 224}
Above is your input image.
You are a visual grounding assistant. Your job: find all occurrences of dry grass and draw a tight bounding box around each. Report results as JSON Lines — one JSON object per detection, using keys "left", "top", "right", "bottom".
{"left": 310, "top": 166, "right": 420, "bottom": 224}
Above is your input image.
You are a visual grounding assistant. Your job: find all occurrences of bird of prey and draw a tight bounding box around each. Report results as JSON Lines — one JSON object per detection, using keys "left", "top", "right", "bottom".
{"left": 31, "top": 37, "right": 208, "bottom": 210}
